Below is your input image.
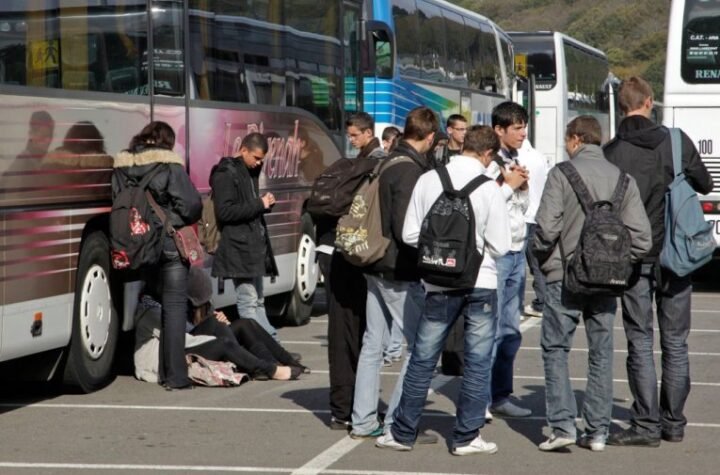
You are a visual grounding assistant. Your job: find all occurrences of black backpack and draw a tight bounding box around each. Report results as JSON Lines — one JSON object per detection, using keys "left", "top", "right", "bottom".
{"left": 557, "top": 162, "right": 632, "bottom": 296}
{"left": 306, "top": 156, "right": 380, "bottom": 218}
{"left": 110, "top": 166, "right": 164, "bottom": 270}
{"left": 417, "top": 167, "right": 491, "bottom": 289}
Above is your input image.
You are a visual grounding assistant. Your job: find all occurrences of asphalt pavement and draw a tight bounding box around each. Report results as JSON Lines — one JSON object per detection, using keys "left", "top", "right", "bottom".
{"left": 1, "top": 276, "right": 719, "bottom": 475}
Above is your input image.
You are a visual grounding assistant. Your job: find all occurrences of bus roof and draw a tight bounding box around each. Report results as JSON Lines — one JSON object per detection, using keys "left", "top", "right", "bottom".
{"left": 510, "top": 31, "right": 607, "bottom": 60}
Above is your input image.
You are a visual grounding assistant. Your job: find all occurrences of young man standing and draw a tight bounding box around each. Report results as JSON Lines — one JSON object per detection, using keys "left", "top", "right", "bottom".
{"left": 445, "top": 114, "right": 467, "bottom": 158}
{"left": 376, "top": 125, "right": 524, "bottom": 455}
{"left": 603, "top": 77, "right": 713, "bottom": 446}
{"left": 533, "top": 116, "right": 651, "bottom": 452}
{"left": 488, "top": 102, "right": 531, "bottom": 418}
{"left": 212, "top": 133, "right": 279, "bottom": 340}
{"left": 350, "top": 107, "right": 437, "bottom": 441}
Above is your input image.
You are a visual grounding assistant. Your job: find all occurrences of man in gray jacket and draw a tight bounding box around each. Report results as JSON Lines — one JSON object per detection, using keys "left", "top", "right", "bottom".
{"left": 533, "top": 116, "right": 652, "bottom": 453}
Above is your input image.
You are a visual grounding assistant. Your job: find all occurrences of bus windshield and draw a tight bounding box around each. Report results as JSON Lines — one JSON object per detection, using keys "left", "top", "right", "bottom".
{"left": 511, "top": 35, "right": 556, "bottom": 89}
{"left": 682, "top": 0, "right": 720, "bottom": 83}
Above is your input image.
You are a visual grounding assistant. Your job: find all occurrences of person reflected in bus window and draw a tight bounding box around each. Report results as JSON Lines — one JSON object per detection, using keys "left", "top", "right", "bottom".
{"left": 10, "top": 110, "right": 55, "bottom": 172}
{"left": 603, "top": 77, "right": 713, "bottom": 447}
{"left": 296, "top": 128, "right": 325, "bottom": 183}
{"left": 113, "top": 121, "right": 202, "bottom": 391}
{"left": 43, "top": 121, "right": 113, "bottom": 169}
{"left": 445, "top": 114, "right": 467, "bottom": 159}
{"left": 381, "top": 126, "right": 401, "bottom": 153}
{"left": 211, "top": 133, "right": 281, "bottom": 342}
{"left": 134, "top": 266, "right": 307, "bottom": 385}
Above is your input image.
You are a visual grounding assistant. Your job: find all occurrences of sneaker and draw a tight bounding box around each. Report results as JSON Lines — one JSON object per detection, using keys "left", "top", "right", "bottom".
{"left": 485, "top": 406, "right": 493, "bottom": 423}
{"left": 523, "top": 304, "right": 543, "bottom": 318}
{"left": 350, "top": 426, "right": 384, "bottom": 439}
{"left": 538, "top": 433, "right": 576, "bottom": 452}
{"left": 607, "top": 427, "right": 661, "bottom": 447}
{"left": 329, "top": 417, "right": 352, "bottom": 431}
{"left": 383, "top": 359, "right": 393, "bottom": 367}
{"left": 577, "top": 433, "right": 606, "bottom": 452}
{"left": 416, "top": 429, "right": 439, "bottom": 445}
{"left": 375, "top": 432, "right": 412, "bottom": 451}
{"left": 661, "top": 430, "right": 684, "bottom": 443}
{"left": 452, "top": 435, "right": 498, "bottom": 456}
{"left": 490, "top": 400, "right": 532, "bottom": 417}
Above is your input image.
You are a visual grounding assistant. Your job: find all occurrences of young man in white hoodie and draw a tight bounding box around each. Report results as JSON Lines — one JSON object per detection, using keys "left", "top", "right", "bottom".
{"left": 376, "top": 125, "right": 525, "bottom": 455}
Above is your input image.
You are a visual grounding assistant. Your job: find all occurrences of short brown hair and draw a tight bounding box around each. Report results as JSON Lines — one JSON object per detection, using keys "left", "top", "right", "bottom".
{"left": 403, "top": 106, "right": 439, "bottom": 141}
{"left": 463, "top": 125, "right": 500, "bottom": 155}
{"left": 566, "top": 115, "right": 602, "bottom": 146}
{"left": 618, "top": 76, "right": 653, "bottom": 114}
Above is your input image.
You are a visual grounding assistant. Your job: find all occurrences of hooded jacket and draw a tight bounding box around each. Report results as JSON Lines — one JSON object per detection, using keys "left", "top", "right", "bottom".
{"left": 211, "top": 157, "right": 279, "bottom": 280}
{"left": 604, "top": 116, "right": 713, "bottom": 260}
{"left": 366, "top": 140, "right": 433, "bottom": 281}
{"left": 112, "top": 147, "right": 202, "bottom": 231}
{"left": 533, "top": 144, "right": 652, "bottom": 283}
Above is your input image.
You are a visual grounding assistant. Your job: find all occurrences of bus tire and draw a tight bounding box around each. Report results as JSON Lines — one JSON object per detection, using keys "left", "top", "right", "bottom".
{"left": 63, "top": 230, "right": 119, "bottom": 393}
{"left": 284, "top": 213, "right": 319, "bottom": 326}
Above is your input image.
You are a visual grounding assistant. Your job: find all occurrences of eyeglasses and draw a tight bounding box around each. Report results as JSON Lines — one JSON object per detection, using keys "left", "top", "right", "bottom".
{"left": 450, "top": 127, "right": 467, "bottom": 132}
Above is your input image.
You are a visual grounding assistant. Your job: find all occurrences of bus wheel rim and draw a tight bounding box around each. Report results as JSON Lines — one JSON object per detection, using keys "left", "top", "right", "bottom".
{"left": 79, "top": 264, "right": 112, "bottom": 360}
{"left": 296, "top": 234, "right": 318, "bottom": 302}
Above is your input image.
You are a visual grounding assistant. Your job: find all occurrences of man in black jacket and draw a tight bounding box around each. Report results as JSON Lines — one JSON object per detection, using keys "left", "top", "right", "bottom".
{"left": 603, "top": 77, "right": 714, "bottom": 446}
{"left": 211, "top": 133, "right": 280, "bottom": 341}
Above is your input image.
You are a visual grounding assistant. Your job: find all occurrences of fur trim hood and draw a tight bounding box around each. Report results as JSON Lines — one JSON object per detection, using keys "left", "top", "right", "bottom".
{"left": 114, "top": 148, "right": 185, "bottom": 168}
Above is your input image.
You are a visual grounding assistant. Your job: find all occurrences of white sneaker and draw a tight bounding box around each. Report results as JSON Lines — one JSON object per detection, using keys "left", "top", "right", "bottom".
{"left": 524, "top": 304, "right": 543, "bottom": 318}
{"left": 452, "top": 435, "right": 498, "bottom": 456}
{"left": 375, "top": 432, "right": 412, "bottom": 451}
{"left": 538, "top": 433, "right": 576, "bottom": 452}
{"left": 485, "top": 406, "right": 493, "bottom": 423}
{"left": 577, "top": 433, "right": 606, "bottom": 452}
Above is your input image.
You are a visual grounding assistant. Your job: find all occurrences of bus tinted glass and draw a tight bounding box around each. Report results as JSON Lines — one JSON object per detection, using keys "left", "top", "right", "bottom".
{"left": 392, "top": 0, "right": 421, "bottom": 78}
{"left": 0, "top": 0, "right": 148, "bottom": 93}
{"left": 511, "top": 35, "right": 556, "bottom": 89}
{"left": 417, "top": 0, "right": 446, "bottom": 83}
{"left": 565, "top": 41, "right": 608, "bottom": 112}
{"left": 682, "top": 0, "right": 720, "bottom": 83}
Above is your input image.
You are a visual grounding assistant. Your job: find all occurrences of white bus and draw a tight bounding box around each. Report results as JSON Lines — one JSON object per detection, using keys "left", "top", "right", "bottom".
{"left": 664, "top": 0, "right": 720, "bottom": 246}
{"left": 362, "top": 0, "right": 515, "bottom": 133}
{"left": 0, "top": 0, "right": 364, "bottom": 391}
{"left": 510, "top": 32, "right": 614, "bottom": 166}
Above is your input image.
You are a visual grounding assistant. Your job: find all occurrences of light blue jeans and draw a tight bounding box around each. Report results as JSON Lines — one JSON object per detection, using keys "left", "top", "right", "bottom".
{"left": 541, "top": 281, "right": 616, "bottom": 438}
{"left": 384, "top": 320, "right": 404, "bottom": 361}
{"left": 351, "top": 275, "right": 425, "bottom": 435}
{"left": 234, "top": 276, "right": 278, "bottom": 342}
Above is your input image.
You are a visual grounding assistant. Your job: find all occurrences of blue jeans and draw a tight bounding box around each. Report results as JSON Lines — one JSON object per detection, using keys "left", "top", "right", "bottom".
{"left": 523, "top": 223, "right": 545, "bottom": 311}
{"left": 621, "top": 263, "right": 691, "bottom": 438}
{"left": 351, "top": 275, "right": 424, "bottom": 434}
{"left": 391, "top": 288, "right": 497, "bottom": 448}
{"left": 234, "top": 276, "right": 278, "bottom": 341}
{"left": 384, "top": 320, "right": 404, "bottom": 360}
{"left": 541, "top": 281, "right": 616, "bottom": 438}
{"left": 491, "top": 250, "right": 525, "bottom": 405}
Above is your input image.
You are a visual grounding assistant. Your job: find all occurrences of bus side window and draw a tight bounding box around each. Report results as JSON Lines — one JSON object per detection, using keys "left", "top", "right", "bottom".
{"left": 373, "top": 31, "right": 393, "bottom": 79}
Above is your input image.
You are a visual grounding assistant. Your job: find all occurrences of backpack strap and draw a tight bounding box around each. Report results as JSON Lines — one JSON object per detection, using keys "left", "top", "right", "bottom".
{"left": 668, "top": 128, "right": 683, "bottom": 177}
{"left": 556, "top": 161, "right": 594, "bottom": 214}
{"left": 610, "top": 172, "right": 630, "bottom": 209}
{"left": 436, "top": 166, "right": 491, "bottom": 198}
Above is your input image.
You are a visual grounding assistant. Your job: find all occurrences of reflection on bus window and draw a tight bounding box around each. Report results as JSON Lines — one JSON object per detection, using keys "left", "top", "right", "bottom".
{"left": 681, "top": 0, "right": 720, "bottom": 83}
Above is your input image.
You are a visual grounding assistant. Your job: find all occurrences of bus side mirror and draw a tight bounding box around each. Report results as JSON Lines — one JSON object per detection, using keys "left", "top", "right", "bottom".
{"left": 363, "top": 22, "right": 394, "bottom": 79}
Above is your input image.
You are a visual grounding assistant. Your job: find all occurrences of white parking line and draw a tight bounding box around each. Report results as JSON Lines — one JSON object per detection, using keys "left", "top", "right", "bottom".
{"left": 291, "top": 436, "right": 362, "bottom": 475}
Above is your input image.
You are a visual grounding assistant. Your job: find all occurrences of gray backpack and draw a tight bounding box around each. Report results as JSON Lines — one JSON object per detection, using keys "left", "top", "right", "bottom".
{"left": 557, "top": 162, "right": 632, "bottom": 296}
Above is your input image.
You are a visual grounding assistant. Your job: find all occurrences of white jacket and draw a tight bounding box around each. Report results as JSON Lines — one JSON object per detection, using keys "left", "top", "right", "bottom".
{"left": 516, "top": 140, "right": 549, "bottom": 224}
{"left": 487, "top": 155, "right": 529, "bottom": 252}
{"left": 402, "top": 155, "right": 511, "bottom": 291}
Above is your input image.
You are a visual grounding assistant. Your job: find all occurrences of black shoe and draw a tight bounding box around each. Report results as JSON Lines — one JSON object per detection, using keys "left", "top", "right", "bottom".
{"left": 329, "top": 417, "right": 352, "bottom": 431}
{"left": 415, "top": 429, "right": 439, "bottom": 445}
{"left": 290, "top": 352, "right": 303, "bottom": 363}
{"left": 607, "top": 428, "right": 661, "bottom": 447}
{"left": 289, "top": 366, "right": 303, "bottom": 380}
{"left": 163, "top": 383, "right": 193, "bottom": 392}
{"left": 661, "top": 431, "right": 684, "bottom": 443}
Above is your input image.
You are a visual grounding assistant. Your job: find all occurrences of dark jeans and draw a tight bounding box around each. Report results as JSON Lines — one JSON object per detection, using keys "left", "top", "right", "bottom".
{"left": 524, "top": 223, "right": 545, "bottom": 311}
{"left": 621, "top": 263, "right": 692, "bottom": 437}
{"left": 158, "top": 240, "right": 191, "bottom": 388}
{"left": 318, "top": 251, "right": 367, "bottom": 422}
{"left": 191, "top": 317, "right": 297, "bottom": 378}
{"left": 542, "top": 282, "right": 616, "bottom": 438}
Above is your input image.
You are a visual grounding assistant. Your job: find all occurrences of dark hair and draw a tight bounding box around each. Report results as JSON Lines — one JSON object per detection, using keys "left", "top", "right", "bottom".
{"left": 62, "top": 121, "right": 106, "bottom": 154}
{"left": 129, "top": 121, "right": 175, "bottom": 152}
{"left": 463, "top": 125, "right": 500, "bottom": 155}
{"left": 403, "top": 106, "right": 439, "bottom": 141}
{"left": 382, "top": 126, "right": 401, "bottom": 142}
{"left": 346, "top": 112, "right": 375, "bottom": 132}
{"left": 446, "top": 114, "right": 467, "bottom": 129}
{"left": 566, "top": 115, "right": 602, "bottom": 146}
{"left": 241, "top": 132, "right": 269, "bottom": 154}
{"left": 491, "top": 102, "right": 529, "bottom": 129}
{"left": 619, "top": 76, "right": 653, "bottom": 114}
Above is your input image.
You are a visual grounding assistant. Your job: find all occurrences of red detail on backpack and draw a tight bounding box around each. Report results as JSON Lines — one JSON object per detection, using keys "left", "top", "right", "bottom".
{"left": 129, "top": 207, "right": 150, "bottom": 236}
{"left": 112, "top": 250, "right": 130, "bottom": 270}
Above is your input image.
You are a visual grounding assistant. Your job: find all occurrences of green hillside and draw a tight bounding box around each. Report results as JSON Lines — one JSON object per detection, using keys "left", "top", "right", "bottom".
{"left": 452, "top": 0, "right": 671, "bottom": 97}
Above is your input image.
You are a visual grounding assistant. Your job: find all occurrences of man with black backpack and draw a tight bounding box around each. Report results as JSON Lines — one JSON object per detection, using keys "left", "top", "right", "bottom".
{"left": 533, "top": 116, "right": 651, "bottom": 452}
{"left": 603, "top": 77, "right": 713, "bottom": 446}
{"left": 375, "top": 125, "right": 519, "bottom": 455}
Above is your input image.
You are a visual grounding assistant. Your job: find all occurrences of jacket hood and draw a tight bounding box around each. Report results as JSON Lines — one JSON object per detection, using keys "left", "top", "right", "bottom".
{"left": 615, "top": 116, "right": 667, "bottom": 150}
{"left": 358, "top": 137, "right": 383, "bottom": 158}
{"left": 570, "top": 143, "right": 605, "bottom": 161}
{"left": 114, "top": 148, "right": 185, "bottom": 168}
{"left": 391, "top": 140, "right": 432, "bottom": 171}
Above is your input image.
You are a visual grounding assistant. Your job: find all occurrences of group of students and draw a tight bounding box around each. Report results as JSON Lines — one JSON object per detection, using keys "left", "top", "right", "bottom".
{"left": 317, "top": 76, "right": 712, "bottom": 456}
{"left": 112, "top": 123, "right": 307, "bottom": 390}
